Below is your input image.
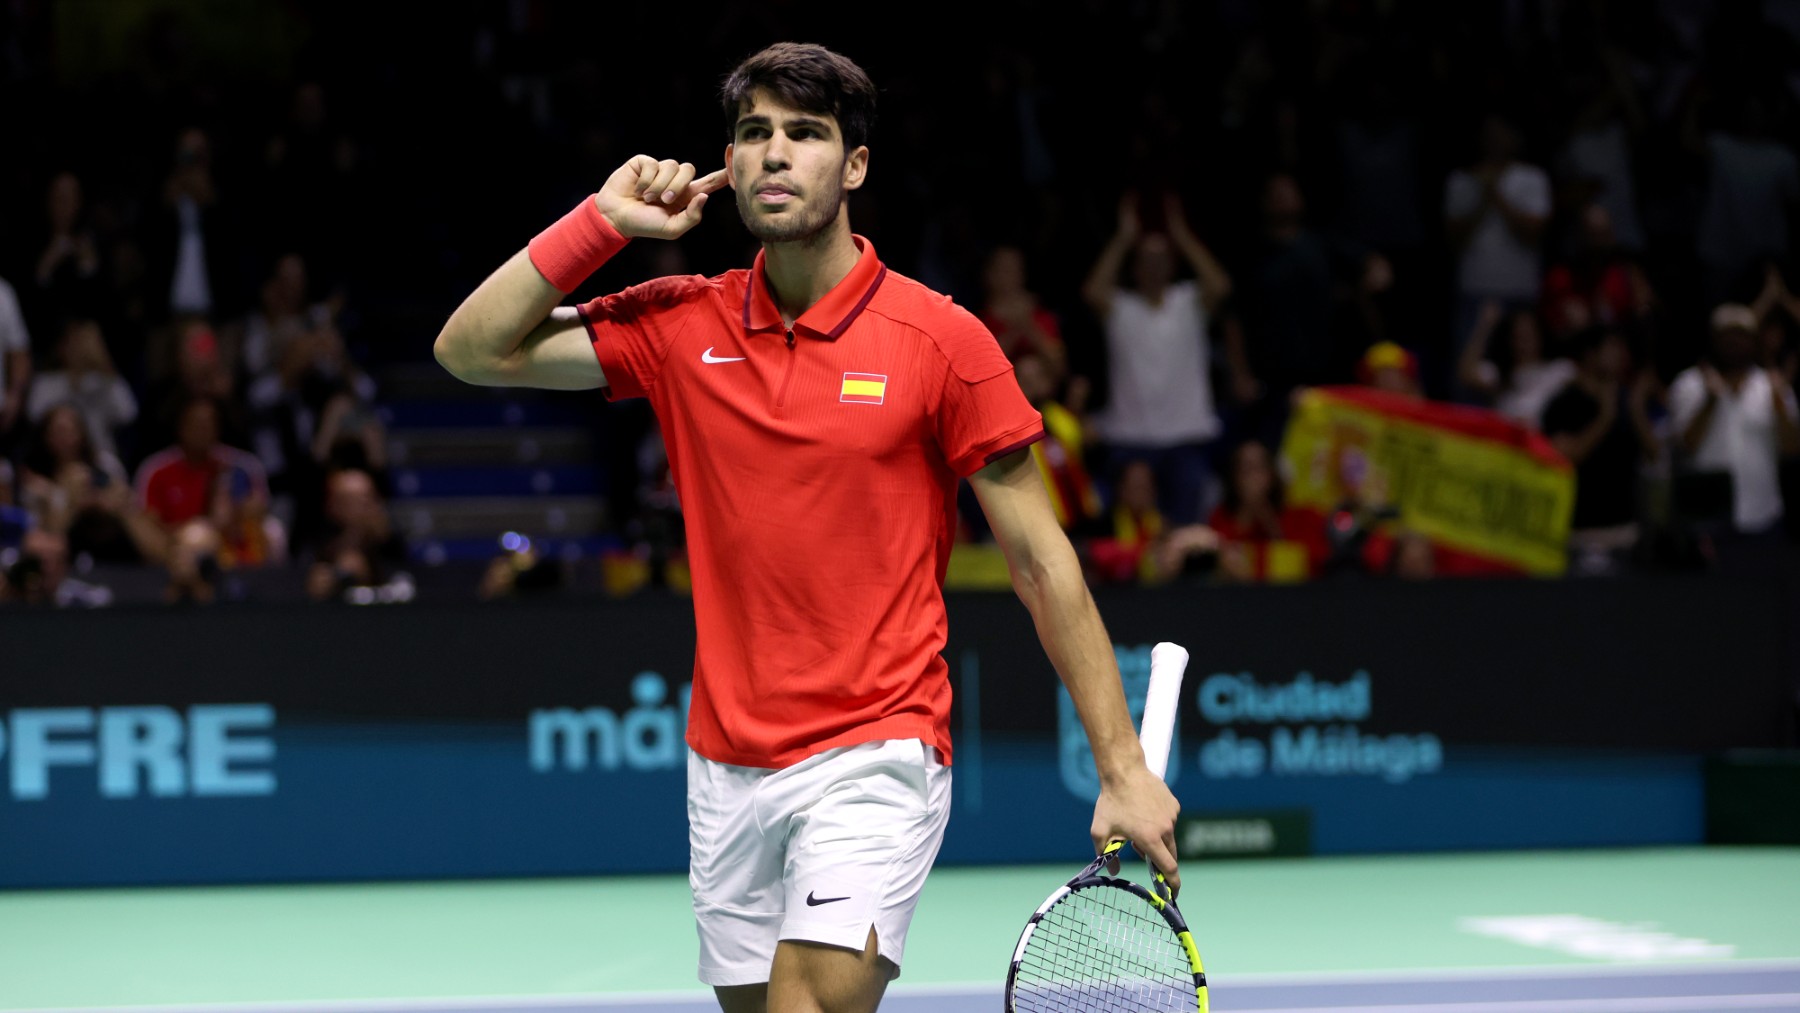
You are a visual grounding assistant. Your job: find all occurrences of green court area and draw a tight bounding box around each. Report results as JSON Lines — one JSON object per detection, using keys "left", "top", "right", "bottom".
{"left": 3, "top": 847, "right": 1796, "bottom": 1010}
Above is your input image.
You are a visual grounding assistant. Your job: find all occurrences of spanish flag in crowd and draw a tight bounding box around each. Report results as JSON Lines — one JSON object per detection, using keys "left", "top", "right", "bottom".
{"left": 1279, "top": 386, "right": 1575, "bottom": 576}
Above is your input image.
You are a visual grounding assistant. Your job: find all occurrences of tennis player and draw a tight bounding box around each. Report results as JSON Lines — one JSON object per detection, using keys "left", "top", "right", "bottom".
{"left": 435, "top": 42, "right": 1182, "bottom": 1013}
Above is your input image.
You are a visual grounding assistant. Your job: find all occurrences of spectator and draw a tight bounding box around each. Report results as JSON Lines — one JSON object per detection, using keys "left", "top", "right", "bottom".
{"left": 1087, "top": 459, "right": 1166, "bottom": 584}
{"left": 0, "top": 527, "right": 110, "bottom": 608}
{"left": 1691, "top": 98, "right": 1800, "bottom": 305}
{"left": 304, "top": 468, "right": 408, "bottom": 603}
{"left": 144, "top": 317, "right": 244, "bottom": 454}
{"left": 1203, "top": 439, "right": 1328, "bottom": 583}
{"left": 1555, "top": 51, "right": 1648, "bottom": 254}
{"left": 248, "top": 317, "right": 381, "bottom": 546}
{"left": 1445, "top": 115, "right": 1551, "bottom": 397}
{"left": 19, "top": 403, "right": 145, "bottom": 562}
{"left": 1356, "top": 341, "right": 1424, "bottom": 399}
{"left": 1456, "top": 300, "right": 1576, "bottom": 426}
{"left": 1082, "top": 191, "right": 1234, "bottom": 523}
{"left": 978, "top": 246, "right": 1066, "bottom": 376}
{"left": 25, "top": 319, "right": 138, "bottom": 461}
{"left": 1542, "top": 327, "right": 1658, "bottom": 568}
{"left": 1014, "top": 352, "right": 1101, "bottom": 534}
{"left": 152, "top": 127, "right": 237, "bottom": 322}
{"left": 1241, "top": 173, "right": 1391, "bottom": 427}
{"left": 1749, "top": 264, "right": 1800, "bottom": 386}
{"left": 25, "top": 170, "right": 104, "bottom": 341}
{"left": 1669, "top": 304, "right": 1800, "bottom": 535}
{"left": 134, "top": 397, "right": 282, "bottom": 577}
{"left": 240, "top": 253, "right": 335, "bottom": 386}
{"left": 0, "top": 274, "right": 29, "bottom": 451}
{"left": 1541, "top": 204, "right": 1655, "bottom": 341}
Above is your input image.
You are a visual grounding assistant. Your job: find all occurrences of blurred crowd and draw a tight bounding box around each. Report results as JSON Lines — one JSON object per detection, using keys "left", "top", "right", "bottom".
{"left": 4, "top": 0, "right": 1800, "bottom": 605}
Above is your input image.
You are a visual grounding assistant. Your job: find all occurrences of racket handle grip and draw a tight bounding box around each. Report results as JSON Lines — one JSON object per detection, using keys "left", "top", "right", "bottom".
{"left": 1140, "top": 641, "right": 1189, "bottom": 781}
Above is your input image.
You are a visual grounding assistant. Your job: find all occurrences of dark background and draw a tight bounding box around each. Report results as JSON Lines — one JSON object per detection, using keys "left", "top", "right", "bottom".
{"left": 8, "top": 0, "right": 1794, "bottom": 400}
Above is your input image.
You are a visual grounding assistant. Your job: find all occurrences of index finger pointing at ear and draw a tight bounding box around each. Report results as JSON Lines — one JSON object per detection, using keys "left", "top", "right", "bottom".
{"left": 693, "top": 168, "right": 731, "bottom": 194}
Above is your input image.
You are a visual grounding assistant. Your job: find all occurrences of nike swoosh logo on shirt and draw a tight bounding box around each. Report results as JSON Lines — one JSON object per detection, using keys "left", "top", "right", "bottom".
{"left": 701, "top": 347, "right": 746, "bottom": 363}
{"left": 805, "top": 891, "right": 851, "bottom": 906}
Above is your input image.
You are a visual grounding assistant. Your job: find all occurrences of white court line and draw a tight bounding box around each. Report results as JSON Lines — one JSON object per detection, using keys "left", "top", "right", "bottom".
{"left": 1239, "top": 996, "right": 1800, "bottom": 1013}
{"left": 1215, "top": 958, "right": 1800, "bottom": 986}
{"left": 15, "top": 961, "right": 1800, "bottom": 1013}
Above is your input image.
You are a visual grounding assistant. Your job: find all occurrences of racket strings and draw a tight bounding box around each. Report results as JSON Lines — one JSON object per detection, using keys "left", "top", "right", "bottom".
{"left": 1012, "top": 884, "right": 1194, "bottom": 1012}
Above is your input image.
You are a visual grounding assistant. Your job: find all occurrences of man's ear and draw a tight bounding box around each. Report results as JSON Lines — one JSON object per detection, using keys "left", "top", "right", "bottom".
{"left": 724, "top": 145, "right": 736, "bottom": 189}
{"left": 844, "top": 145, "right": 869, "bottom": 191}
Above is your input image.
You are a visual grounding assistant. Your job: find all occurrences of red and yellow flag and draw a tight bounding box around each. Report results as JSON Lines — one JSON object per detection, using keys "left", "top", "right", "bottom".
{"left": 1279, "top": 386, "right": 1575, "bottom": 576}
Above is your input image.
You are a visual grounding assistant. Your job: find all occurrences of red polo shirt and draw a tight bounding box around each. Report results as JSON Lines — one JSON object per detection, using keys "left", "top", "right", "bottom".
{"left": 579, "top": 237, "right": 1044, "bottom": 768}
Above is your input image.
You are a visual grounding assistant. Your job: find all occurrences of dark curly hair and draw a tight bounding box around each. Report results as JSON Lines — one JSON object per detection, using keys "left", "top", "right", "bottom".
{"left": 721, "top": 43, "right": 877, "bottom": 150}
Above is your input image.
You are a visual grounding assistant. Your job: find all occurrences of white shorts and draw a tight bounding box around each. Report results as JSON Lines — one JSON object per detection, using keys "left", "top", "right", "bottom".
{"left": 687, "top": 738, "right": 952, "bottom": 987}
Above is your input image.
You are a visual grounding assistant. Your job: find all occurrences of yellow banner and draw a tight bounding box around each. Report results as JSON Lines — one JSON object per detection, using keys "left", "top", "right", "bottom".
{"left": 1278, "top": 387, "right": 1574, "bottom": 576}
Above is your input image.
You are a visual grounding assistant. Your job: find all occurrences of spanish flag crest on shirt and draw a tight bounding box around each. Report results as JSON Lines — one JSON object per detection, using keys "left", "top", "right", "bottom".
{"left": 840, "top": 372, "right": 888, "bottom": 404}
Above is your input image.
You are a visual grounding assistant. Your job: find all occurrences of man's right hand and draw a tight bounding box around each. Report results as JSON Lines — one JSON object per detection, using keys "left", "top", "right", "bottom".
{"left": 595, "top": 156, "right": 730, "bottom": 240}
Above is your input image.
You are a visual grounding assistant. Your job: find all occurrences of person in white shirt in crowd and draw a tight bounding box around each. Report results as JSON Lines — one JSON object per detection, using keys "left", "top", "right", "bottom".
{"left": 0, "top": 275, "right": 30, "bottom": 450}
{"left": 1456, "top": 299, "right": 1576, "bottom": 427}
{"left": 1445, "top": 115, "right": 1551, "bottom": 400}
{"left": 1670, "top": 304, "right": 1800, "bottom": 534}
{"left": 1082, "top": 190, "right": 1236, "bottom": 524}
{"left": 25, "top": 318, "right": 138, "bottom": 462}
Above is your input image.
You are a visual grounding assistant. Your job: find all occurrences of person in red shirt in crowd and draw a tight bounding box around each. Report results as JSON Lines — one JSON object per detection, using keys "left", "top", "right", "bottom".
{"left": 1205, "top": 439, "right": 1329, "bottom": 583}
{"left": 978, "top": 245, "right": 1066, "bottom": 376}
{"left": 432, "top": 43, "right": 1179, "bottom": 1013}
{"left": 1541, "top": 204, "right": 1655, "bottom": 340}
{"left": 133, "top": 397, "right": 280, "bottom": 600}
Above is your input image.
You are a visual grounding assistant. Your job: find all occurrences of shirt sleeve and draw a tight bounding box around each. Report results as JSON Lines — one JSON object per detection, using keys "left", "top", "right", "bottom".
{"left": 1668, "top": 369, "right": 1706, "bottom": 430}
{"left": 577, "top": 276, "right": 702, "bottom": 401}
{"left": 933, "top": 319, "right": 1045, "bottom": 477}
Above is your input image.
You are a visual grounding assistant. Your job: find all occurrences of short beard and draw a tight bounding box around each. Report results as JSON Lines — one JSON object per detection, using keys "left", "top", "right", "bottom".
{"left": 736, "top": 176, "right": 844, "bottom": 245}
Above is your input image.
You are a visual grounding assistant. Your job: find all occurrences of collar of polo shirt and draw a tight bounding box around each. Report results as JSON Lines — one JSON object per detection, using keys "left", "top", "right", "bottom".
{"left": 741, "top": 235, "right": 889, "bottom": 340}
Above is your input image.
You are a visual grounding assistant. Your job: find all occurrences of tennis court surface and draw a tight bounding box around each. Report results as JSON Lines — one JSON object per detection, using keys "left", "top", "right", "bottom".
{"left": 6, "top": 848, "right": 1796, "bottom": 1012}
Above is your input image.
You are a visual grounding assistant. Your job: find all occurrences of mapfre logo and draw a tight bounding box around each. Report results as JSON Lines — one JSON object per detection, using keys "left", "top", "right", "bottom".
{"left": 529, "top": 672, "right": 691, "bottom": 773}
{"left": 1, "top": 705, "right": 276, "bottom": 800}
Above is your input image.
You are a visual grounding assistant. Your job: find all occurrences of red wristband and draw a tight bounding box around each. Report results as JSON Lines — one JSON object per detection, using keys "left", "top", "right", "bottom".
{"left": 527, "top": 197, "right": 630, "bottom": 294}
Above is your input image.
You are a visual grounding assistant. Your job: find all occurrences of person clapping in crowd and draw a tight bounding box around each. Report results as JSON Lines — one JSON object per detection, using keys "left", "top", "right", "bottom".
{"left": 1670, "top": 304, "right": 1800, "bottom": 536}
{"left": 1083, "top": 191, "right": 1235, "bottom": 524}
{"left": 304, "top": 467, "right": 408, "bottom": 603}
{"left": 1542, "top": 327, "right": 1659, "bottom": 569}
{"left": 25, "top": 319, "right": 138, "bottom": 461}
{"left": 19, "top": 403, "right": 146, "bottom": 563}
{"left": 1456, "top": 300, "right": 1575, "bottom": 426}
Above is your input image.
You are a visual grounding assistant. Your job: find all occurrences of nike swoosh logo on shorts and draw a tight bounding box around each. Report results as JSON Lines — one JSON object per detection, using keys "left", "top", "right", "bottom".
{"left": 701, "top": 347, "right": 746, "bottom": 363}
{"left": 805, "top": 891, "right": 851, "bottom": 906}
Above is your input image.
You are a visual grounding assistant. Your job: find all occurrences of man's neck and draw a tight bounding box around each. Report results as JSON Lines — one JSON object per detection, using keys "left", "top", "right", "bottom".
{"left": 761, "top": 217, "right": 860, "bottom": 326}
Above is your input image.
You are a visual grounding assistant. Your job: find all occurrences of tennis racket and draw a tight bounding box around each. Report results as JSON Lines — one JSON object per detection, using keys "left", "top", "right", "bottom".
{"left": 1004, "top": 641, "right": 1206, "bottom": 1013}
